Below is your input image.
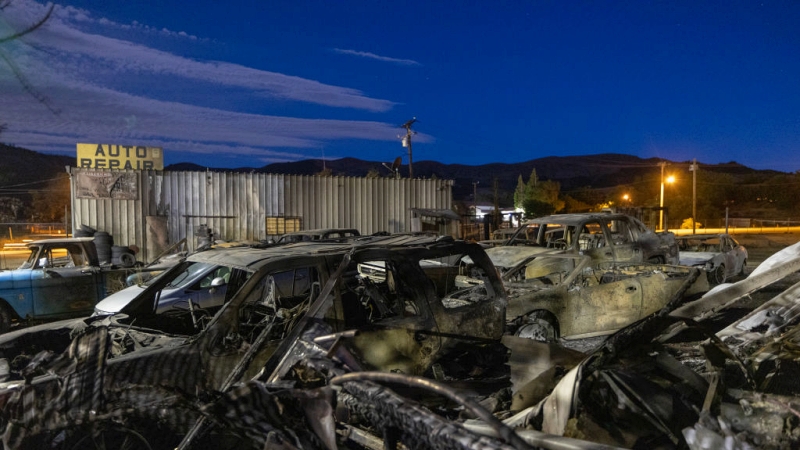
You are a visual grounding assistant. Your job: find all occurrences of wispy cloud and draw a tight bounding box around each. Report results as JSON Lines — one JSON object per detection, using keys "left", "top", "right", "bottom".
{"left": 0, "top": 0, "right": 415, "bottom": 166}
{"left": 57, "top": 5, "right": 201, "bottom": 40}
{"left": 333, "top": 48, "right": 421, "bottom": 66}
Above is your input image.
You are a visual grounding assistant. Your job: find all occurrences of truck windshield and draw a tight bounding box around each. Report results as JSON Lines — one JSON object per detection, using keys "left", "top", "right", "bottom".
{"left": 18, "top": 246, "right": 40, "bottom": 270}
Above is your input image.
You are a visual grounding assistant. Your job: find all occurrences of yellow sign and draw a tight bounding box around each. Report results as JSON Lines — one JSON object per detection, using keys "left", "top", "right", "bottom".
{"left": 77, "top": 143, "right": 163, "bottom": 170}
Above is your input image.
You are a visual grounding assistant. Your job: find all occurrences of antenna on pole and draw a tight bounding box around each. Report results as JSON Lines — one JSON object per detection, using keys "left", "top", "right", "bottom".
{"left": 382, "top": 156, "right": 402, "bottom": 179}
{"left": 400, "top": 117, "right": 417, "bottom": 179}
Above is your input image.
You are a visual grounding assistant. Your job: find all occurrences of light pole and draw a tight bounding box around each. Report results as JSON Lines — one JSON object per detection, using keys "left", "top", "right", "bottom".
{"left": 400, "top": 118, "right": 416, "bottom": 179}
{"left": 472, "top": 181, "right": 479, "bottom": 218}
{"left": 659, "top": 162, "right": 675, "bottom": 231}
{"left": 689, "top": 158, "right": 697, "bottom": 234}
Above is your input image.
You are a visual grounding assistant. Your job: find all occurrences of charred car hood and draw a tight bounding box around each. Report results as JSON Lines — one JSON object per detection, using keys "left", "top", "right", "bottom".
{"left": 678, "top": 251, "right": 717, "bottom": 266}
{"left": 480, "top": 246, "right": 551, "bottom": 268}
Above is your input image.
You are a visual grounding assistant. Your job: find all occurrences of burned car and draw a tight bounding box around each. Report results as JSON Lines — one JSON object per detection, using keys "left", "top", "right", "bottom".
{"left": 93, "top": 245, "right": 264, "bottom": 315}
{"left": 465, "top": 213, "right": 679, "bottom": 287}
{"left": 453, "top": 253, "right": 708, "bottom": 342}
{"left": 500, "top": 240, "right": 800, "bottom": 449}
{"left": 677, "top": 232, "right": 748, "bottom": 284}
{"left": 0, "top": 235, "right": 506, "bottom": 448}
{"left": 179, "top": 240, "right": 799, "bottom": 450}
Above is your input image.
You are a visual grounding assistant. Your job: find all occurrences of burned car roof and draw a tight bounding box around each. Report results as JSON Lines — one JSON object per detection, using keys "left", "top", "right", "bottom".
{"left": 523, "top": 212, "right": 628, "bottom": 225}
{"left": 187, "top": 241, "right": 352, "bottom": 271}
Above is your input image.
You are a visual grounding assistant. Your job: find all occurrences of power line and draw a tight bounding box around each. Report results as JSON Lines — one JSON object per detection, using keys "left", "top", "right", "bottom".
{"left": 0, "top": 176, "right": 66, "bottom": 189}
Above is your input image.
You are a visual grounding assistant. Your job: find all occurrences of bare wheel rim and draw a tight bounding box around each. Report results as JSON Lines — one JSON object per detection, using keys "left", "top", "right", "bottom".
{"left": 517, "top": 318, "right": 555, "bottom": 342}
{"left": 709, "top": 264, "right": 726, "bottom": 285}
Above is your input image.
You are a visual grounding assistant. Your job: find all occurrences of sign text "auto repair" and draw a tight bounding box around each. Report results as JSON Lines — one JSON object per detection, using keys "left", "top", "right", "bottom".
{"left": 77, "top": 143, "right": 164, "bottom": 170}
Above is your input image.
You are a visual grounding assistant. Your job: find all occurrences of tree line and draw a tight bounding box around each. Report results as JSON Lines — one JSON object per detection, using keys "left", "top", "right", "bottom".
{"left": 505, "top": 163, "right": 800, "bottom": 227}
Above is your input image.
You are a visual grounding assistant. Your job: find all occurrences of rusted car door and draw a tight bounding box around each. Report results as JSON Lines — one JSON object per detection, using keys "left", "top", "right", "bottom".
{"left": 599, "top": 218, "right": 642, "bottom": 263}
{"left": 566, "top": 272, "right": 644, "bottom": 338}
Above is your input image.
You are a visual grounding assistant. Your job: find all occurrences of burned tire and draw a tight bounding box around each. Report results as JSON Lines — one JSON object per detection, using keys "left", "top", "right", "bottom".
{"left": 516, "top": 312, "right": 558, "bottom": 342}
{"left": 119, "top": 252, "right": 136, "bottom": 267}
{"left": 708, "top": 264, "right": 727, "bottom": 285}
{"left": 0, "top": 303, "right": 12, "bottom": 334}
{"left": 65, "top": 424, "right": 153, "bottom": 450}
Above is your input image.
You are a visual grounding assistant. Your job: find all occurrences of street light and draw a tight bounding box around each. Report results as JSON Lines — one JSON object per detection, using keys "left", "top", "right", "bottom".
{"left": 472, "top": 181, "right": 480, "bottom": 218}
{"left": 659, "top": 162, "right": 675, "bottom": 230}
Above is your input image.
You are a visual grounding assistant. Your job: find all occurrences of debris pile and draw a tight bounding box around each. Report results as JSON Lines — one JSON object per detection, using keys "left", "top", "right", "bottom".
{"left": 1, "top": 235, "right": 799, "bottom": 449}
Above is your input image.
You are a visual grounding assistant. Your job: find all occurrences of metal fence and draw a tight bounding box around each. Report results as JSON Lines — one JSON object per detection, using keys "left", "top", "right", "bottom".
{"left": 667, "top": 218, "right": 800, "bottom": 231}
{"left": 70, "top": 168, "right": 453, "bottom": 262}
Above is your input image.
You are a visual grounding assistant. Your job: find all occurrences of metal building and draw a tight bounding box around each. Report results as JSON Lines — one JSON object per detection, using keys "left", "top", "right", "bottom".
{"left": 68, "top": 168, "right": 455, "bottom": 262}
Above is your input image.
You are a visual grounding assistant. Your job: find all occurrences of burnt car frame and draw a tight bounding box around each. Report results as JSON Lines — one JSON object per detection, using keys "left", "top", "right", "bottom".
{"left": 0, "top": 235, "right": 506, "bottom": 448}
{"left": 469, "top": 213, "right": 679, "bottom": 289}
{"left": 676, "top": 232, "right": 748, "bottom": 284}
{"left": 505, "top": 212, "right": 676, "bottom": 261}
{"left": 498, "top": 241, "right": 800, "bottom": 449}
{"left": 454, "top": 253, "right": 708, "bottom": 342}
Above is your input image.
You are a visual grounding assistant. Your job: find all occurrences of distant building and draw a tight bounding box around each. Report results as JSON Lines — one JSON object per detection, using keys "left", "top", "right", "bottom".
{"left": 471, "top": 204, "right": 523, "bottom": 227}
{"left": 68, "top": 168, "right": 454, "bottom": 262}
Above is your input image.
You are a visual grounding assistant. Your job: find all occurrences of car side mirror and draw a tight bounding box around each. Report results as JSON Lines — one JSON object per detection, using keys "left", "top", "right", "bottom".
{"left": 38, "top": 257, "right": 49, "bottom": 268}
{"left": 210, "top": 276, "right": 226, "bottom": 288}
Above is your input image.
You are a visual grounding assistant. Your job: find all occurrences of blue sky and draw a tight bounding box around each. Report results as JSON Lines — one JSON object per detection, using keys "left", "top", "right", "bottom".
{"left": 1, "top": 0, "right": 799, "bottom": 172}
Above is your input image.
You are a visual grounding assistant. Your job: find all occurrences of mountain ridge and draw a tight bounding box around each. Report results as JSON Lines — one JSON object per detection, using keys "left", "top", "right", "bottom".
{"left": 0, "top": 143, "right": 787, "bottom": 205}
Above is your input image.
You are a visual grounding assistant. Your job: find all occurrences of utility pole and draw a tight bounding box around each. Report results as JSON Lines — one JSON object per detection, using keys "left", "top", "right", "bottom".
{"left": 472, "top": 181, "right": 479, "bottom": 217}
{"left": 401, "top": 118, "right": 417, "bottom": 179}
{"left": 659, "top": 161, "right": 667, "bottom": 231}
{"left": 689, "top": 159, "right": 697, "bottom": 235}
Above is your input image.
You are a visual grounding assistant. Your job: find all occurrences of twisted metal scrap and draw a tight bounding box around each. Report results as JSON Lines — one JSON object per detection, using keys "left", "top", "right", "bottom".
{"left": 332, "top": 373, "right": 531, "bottom": 450}
{"left": 2, "top": 324, "right": 108, "bottom": 447}
{"left": 1, "top": 325, "right": 204, "bottom": 448}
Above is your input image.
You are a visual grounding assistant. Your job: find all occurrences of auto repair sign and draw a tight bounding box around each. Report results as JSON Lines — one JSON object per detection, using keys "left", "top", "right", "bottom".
{"left": 77, "top": 143, "right": 164, "bottom": 170}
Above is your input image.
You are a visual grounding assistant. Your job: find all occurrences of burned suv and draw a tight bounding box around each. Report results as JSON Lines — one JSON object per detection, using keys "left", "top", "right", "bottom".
{"left": 471, "top": 213, "right": 678, "bottom": 285}
{"left": 0, "top": 234, "right": 506, "bottom": 448}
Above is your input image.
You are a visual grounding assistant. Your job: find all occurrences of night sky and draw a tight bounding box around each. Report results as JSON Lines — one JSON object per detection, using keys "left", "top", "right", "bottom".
{"left": 1, "top": 0, "right": 799, "bottom": 172}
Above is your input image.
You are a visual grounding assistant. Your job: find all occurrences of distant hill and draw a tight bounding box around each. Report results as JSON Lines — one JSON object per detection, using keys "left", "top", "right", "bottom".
{"left": 165, "top": 153, "right": 785, "bottom": 202}
{"left": 0, "top": 144, "right": 73, "bottom": 187}
{"left": 0, "top": 144, "right": 787, "bottom": 207}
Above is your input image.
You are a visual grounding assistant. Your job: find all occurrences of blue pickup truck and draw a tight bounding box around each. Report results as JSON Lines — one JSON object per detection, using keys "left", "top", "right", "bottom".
{"left": 0, "top": 238, "right": 133, "bottom": 333}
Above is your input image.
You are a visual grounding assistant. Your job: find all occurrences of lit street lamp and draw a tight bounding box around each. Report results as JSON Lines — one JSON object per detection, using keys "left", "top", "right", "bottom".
{"left": 659, "top": 161, "right": 675, "bottom": 231}
{"left": 472, "top": 181, "right": 479, "bottom": 218}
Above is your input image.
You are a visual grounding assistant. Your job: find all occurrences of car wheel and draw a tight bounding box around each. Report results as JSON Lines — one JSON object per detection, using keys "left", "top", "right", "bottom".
{"left": 516, "top": 313, "right": 558, "bottom": 342}
{"left": 647, "top": 256, "right": 664, "bottom": 264}
{"left": 739, "top": 260, "right": 747, "bottom": 277}
{"left": 708, "top": 264, "right": 726, "bottom": 285}
{"left": 63, "top": 424, "right": 153, "bottom": 450}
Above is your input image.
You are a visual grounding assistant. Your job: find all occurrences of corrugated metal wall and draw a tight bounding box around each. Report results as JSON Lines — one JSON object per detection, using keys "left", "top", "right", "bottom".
{"left": 69, "top": 168, "right": 453, "bottom": 262}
